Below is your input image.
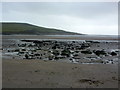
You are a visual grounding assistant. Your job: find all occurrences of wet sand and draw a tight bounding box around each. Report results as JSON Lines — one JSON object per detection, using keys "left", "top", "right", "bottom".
{"left": 3, "top": 59, "right": 118, "bottom": 88}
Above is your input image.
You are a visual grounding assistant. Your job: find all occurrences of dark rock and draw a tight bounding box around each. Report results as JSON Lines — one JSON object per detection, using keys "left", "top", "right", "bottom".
{"left": 111, "top": 52, "right": 117, "bottom": 56}
{"left": 14, "top": 49, "right": 20, "bottom": 52}
{"left": 93, "top": 50, "right": 107, "bottom": 56}
{"left": 81, "top": 50, "right": 92, "bottom": 54}
{"left": 61, "top": 49, "right": 71, "bottom": 57}
{"left": 25, "top": 54, "right": 29, "bottom": 59}
{"left": 34, "top": 54, "right": 40, "bottom": 56}
{"left": 53, "top": 50, "right": 60, "bottom": 56}
{"left": 48, "top": 55, "right": 54, "bottom": 60}
{"left": 80, "top": 43, "right": 90, "bottom": 49}
{"left": 86, "top": 40, "right": 100, "bottom": 43}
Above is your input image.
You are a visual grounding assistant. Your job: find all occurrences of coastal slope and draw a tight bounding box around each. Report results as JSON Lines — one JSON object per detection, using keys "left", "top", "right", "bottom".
{"left": 1, "top": 22, "right": 81, "bottom": 35}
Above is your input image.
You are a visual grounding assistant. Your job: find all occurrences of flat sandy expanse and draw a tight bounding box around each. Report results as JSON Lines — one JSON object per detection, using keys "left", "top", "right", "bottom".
{"left": 3, "top": 59, "right": 118, "bottom": 88}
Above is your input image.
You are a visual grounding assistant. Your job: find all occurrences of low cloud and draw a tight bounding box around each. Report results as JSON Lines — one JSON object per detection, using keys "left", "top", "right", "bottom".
{"left": 2, "top": 2, "right": 118, "bottom": 35}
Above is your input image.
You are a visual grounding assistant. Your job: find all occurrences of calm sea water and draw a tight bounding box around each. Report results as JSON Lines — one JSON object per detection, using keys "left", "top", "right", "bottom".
{"left": 1, "top": 34, "right": 118, "bottom": 37}
{"left": 1, "top": 35, "right": 118, "bottom": 42}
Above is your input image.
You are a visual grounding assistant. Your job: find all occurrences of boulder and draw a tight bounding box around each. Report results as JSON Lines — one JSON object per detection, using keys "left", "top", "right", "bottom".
{"left": 111, "top": 52, "right": 117, "bottom": 56}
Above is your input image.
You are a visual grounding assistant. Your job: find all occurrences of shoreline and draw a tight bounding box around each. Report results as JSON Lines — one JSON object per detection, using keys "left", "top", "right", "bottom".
{"left": 2, "top": 35, "right": 118, "bottom": 40}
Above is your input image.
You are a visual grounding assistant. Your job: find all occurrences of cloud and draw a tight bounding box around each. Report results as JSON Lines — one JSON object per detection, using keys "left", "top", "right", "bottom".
{"left": 2, "top": 2, "right": 118, "bottom": 35}
{"left": 3, "top": 2, "right": 117, "bottom": 18}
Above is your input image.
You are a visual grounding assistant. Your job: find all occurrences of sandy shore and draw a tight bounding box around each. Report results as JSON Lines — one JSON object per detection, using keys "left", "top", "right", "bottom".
{"left": 2, "top": 35, "right": 119, "bottom": 88}
{"left": 3, "top": 59, "right": 118, "bottom": 88}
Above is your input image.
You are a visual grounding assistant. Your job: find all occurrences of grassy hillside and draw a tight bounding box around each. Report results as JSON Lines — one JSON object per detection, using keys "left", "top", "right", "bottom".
{"left": 1, "top": 22, "right": 81, "bottom": 35}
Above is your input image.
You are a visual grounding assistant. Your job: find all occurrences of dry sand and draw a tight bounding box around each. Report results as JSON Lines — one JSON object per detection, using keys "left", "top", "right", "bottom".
{"left": 3, "top": 59, "right": 118, "bottom": 88}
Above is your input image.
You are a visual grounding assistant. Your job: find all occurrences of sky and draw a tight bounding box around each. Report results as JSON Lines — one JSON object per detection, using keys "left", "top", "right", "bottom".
{"left": 1, "top": 2, "right": 118, "bottom": 35}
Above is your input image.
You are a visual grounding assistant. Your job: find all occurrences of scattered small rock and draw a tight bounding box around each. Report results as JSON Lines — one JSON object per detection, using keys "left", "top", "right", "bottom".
{"left": 78, "top": 79, "right": 103, "bottom": 86}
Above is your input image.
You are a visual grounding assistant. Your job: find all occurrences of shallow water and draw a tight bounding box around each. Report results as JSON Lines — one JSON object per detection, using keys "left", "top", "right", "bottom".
{"left": 45, "top": 34, "right": 118, "bottom": 37}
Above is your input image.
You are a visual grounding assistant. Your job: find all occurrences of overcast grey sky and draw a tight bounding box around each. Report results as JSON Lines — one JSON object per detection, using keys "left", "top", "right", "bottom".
{"left": 2, "top": 2, "right": 118, "bottom": 35}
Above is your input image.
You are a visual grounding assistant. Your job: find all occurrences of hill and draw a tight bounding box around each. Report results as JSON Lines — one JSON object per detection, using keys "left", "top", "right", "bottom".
{"left": 1, "top": 22, "right": 82, "bottom": 35}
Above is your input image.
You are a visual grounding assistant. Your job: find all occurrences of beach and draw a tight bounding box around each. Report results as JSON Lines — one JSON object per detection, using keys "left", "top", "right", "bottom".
{"left": 2, "top": 35, "right": 119, "bottom": 88}
{"left": 3, "top": 59, "right": 118, "bottom": 88}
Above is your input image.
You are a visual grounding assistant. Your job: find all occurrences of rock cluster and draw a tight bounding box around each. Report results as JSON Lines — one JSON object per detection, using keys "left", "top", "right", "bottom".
{"left": 5, "top": 40, "right": 119, "bottom": 64}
